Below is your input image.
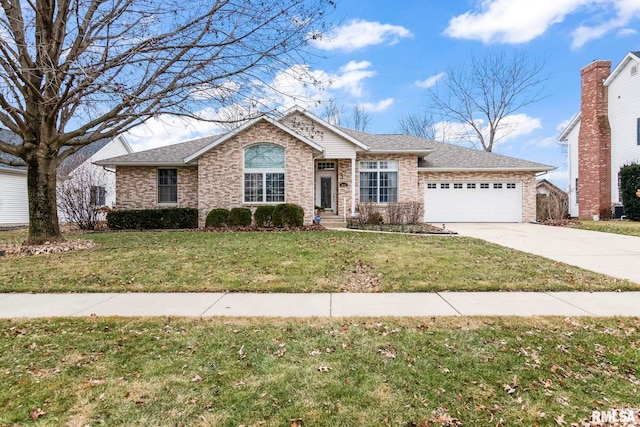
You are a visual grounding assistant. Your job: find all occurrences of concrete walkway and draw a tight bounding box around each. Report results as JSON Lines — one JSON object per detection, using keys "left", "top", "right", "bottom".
{"left": 449, "top": 223, "right": 640, "bottom": 284}
{"left": 2, "top": 291, "right": 640, "bottom": 318}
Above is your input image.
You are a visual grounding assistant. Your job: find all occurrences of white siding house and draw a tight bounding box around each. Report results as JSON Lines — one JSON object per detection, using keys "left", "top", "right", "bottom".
{"left": 606, "top": 55, "right": 640, "bottom": 204}
{"left": 0, "top": 166, "right": 29, "bottom": 226}
{"left": 560, "top": 51, "right": 640, "bottom": 219}
{"left": 0, "top": 135, "right": 133, "bottom": 226}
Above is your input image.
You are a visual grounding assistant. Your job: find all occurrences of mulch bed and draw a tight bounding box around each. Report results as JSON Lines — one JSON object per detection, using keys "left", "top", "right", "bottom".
{"left": 0, "top": 239, "right": 99, "bottom": 257}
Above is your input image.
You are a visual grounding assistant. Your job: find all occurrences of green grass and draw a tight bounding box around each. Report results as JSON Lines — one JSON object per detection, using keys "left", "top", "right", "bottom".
{"left": 0, "top": 230, "right": 635, "bottom": 292}
{"left": 1, "top": 317, "right": 639, "bottom": 426}
{"left": 573, "top": 220, "right": 640, "bottom": 237}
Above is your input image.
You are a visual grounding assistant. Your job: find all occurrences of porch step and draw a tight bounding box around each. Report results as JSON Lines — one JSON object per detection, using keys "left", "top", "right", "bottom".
{"left": 317, "top": 213, "right": 347, "bottom": 229}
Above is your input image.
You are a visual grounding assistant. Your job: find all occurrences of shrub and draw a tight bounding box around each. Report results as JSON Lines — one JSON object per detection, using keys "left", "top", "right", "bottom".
{"left": 404, "top": 201, "right": 424, "bottom": 224}
{"left": 228, "top": 207, "right": 252, "bottom": 226}
{"left": 205, "top": 208, "right": 230, "bottom": 228}
{"left": 107, "top": 208, "right": 198, "bottom": 230}
{"left": 366, "top": 211, "right": 384, "bottom": 225}
{"left": 620, "top": 163, "right": 640, "bottom": 220}
{"left": 272, "top": 203, "right": 304, "bottom": 227}
{"left": 254, "top": 206, "right": 275, "bottom": 227}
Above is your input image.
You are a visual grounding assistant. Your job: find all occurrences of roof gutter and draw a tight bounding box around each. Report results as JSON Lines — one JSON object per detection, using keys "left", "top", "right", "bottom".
{"left": 93, "top": 161, "right": 190, "bottom": 167}
{"left": 418, "top": 166, "right": 556, "bottom": 173}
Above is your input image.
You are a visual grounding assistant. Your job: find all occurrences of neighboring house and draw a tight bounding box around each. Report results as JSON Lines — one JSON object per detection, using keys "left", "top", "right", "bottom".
{"left": 536, "top": 179, "right": 568, "bottom": 221}
{"left": 97, "top": 106, "right": 554, "bottom": 226}
{"left": 536, "top": 179, "right": 566, "bottom": 197}
{"left": 0, "top": 131, "right": 133, "bottom": 226}
{"left": 560, "top": 51, "right": 640, "bottom": 219}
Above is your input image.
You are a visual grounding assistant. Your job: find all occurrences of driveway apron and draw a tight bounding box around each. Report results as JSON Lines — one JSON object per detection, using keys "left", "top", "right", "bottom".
{"left": 448, "top": 223, "right": 640, "bottom": 284}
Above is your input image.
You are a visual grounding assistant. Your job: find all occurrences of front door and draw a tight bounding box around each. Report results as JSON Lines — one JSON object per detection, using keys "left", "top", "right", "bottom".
{"left": 316, "top": 170, "right": 336, "bottom": 212}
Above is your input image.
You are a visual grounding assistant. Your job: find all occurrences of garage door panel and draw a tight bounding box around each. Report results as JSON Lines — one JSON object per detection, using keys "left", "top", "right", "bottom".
{"left": 424, "top": 182, "right": 522, "bottom": 223}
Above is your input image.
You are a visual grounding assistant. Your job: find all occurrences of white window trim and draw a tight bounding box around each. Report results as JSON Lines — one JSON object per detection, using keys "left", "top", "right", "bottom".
{"left": 359, "top": 160, "right": 399, "bottom": 204}
{"left": 157, "top": 168, "right": 178, "bottom": 205}
{"left": 243, "top": 145, "right": 286, "bottom": 204}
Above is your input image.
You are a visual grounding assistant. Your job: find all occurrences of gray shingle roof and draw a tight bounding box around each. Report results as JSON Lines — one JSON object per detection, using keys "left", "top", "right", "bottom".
{"left": 418, "top": 139, "right": 554, "bottom": 170}
{"left": 341, "top": 127, "right": 553, "bottom": 171}
{"left": 96, "top": 121, "right": 554, "bottom": 172}
{"left": 0, "top": 129, "right": 113, "bottom": 173}
{"left": 97, "top": 135, "right": 220, "bottom": 166}
{"left": 339, "top": 127, "right": 432, "bottom": 152}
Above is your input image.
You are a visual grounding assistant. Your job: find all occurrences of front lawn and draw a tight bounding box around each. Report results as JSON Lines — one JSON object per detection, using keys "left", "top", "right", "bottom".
{"left": 1, "top": 317, "right": 638, "bottom": 426}
{"left": 0, "top": 230, "right": 635, "bottom": 293}
{"left": 572, "top": 220, "right": 640, "bottom": 237}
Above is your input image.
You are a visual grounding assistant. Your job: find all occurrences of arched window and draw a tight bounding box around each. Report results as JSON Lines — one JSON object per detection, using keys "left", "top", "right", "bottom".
{"left": 243, "top": 144, "right": 285, "bottom": 203}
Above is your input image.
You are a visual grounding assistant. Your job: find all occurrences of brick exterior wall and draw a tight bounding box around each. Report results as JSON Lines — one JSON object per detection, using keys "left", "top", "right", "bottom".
{"left": 115, "top": 166, "right": 198, "bottom": 210}
{"left": 418, "top": 171, "right": 537, "bottom": 222}
{"left": 336, "top": 158, "right": 353, "bottom": 216}
{"left": 197, "top": 121, "right": 316, "bottom": 226}
{"left": 578, "top": 60, "right": 612, "bottom": 219}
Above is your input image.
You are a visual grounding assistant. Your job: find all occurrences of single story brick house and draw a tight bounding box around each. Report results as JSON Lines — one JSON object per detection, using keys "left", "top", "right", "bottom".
{"left": 97, "top": 107, "right": 554, "bottom": 226}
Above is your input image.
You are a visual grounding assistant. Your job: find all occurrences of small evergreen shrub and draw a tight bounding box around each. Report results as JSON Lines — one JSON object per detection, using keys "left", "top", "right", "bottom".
{"left": 254, "top": 206, "right": 275, "bottom": 227}
{"left": 106, "top": 208, "right": 198, "bottom": 230}
{"left": 272, "top": 203, "right": 304, "bottom": 227}
{"left": 228, "top": 207, "right": 253, "bottom": 226}
{"left": 620, "top": 163, "right": 640, "bottom": 220}
{"left": 205, "top": 208, "right": 230, "bottom": 228}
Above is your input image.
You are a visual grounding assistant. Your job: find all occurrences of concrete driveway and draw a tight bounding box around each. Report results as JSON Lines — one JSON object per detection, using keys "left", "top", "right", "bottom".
{"left": 448, "top": 223, "right": 640, "bottom": 284}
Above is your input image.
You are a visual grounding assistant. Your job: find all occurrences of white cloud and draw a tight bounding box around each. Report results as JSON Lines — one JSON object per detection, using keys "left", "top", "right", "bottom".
{"left": 617, "top": 28, "right": 638, "bottom": 36}
{"left": 310, "top": 19, "right": 412, "bottom": 52}
{"left": 542, "top": 169, "right": 569, "bottom": 190}
{"left": 359, "top": 98, "right": 394, "bottom": 113}
{"left": 434, "top": 114, "right": 542, "bottom": 147}
{"left": 331, "top": 61, "right": 376, "bottom": 97}
{"left": 126, "top": 60, "right": 385, "bottom": 151}
{"left": 125, "top": 112, "right": 223, "bottom": 152}
{"left": 570, "top": 1, "right": 640, "bottom": 48}
{"left": 444, "top": 0, "right": 589, "bottom": 44}
{"left": 415, "top": 72, "right": 445, "bottom": 89}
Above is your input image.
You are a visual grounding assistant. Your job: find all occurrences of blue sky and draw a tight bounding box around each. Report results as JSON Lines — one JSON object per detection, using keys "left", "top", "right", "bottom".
{"left": 125, "top": 0, "right": 640, "bottom": 190}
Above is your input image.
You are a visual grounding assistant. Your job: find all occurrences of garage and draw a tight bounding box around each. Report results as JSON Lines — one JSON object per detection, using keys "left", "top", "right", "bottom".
{"left": 424, "top": 181, "right": 522, "bottom": 223}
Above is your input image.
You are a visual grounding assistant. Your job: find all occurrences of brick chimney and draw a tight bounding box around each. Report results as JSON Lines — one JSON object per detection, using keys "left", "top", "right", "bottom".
{"left": 578, "top": 60, "right": 612, "bottom": 219}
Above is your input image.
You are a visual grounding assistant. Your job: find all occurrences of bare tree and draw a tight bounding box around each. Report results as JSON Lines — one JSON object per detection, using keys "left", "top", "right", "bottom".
{"left": 57, "top": 162, "right": 109, "bottom": 230}
{"left": 428, "top": 51, "right": 547, "bottom": 152}
{"left": 0, "top": 0, "right": 334, "bottom": 243}
{"left": 396, "top": 111, "right": 436, "bottom": 140}
{"left": 351, "top": 105, "right": 370, "bottom": 131}
{"left": 322, "top": 100, "right": 344, "bottom": 126}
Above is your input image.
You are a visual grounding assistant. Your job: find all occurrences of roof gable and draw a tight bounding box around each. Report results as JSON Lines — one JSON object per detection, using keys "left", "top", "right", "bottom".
{"left": 558, "top": 112, "right": 581, "bottom": 142}
{"left": 604, "top": 51, "right": 640, "bottom": 86}
{"left": 184, "top": 115, "right": 323, "bottom": 163}
{"left": 279, "top": 106, "right": 370, "bottom": 151}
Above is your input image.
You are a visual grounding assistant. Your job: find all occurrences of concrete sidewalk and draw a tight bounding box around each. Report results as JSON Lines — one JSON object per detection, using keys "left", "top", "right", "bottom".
{"left": 1, "top": 291, "right": 640, "bottom": 318}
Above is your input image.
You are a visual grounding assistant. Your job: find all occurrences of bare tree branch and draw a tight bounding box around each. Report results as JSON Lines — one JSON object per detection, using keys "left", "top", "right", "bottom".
{"left": 0, "top": 0, "right": 335, "bottom": 242}
{"left": 427, "top": 50, "right": 547, "bottom": 152}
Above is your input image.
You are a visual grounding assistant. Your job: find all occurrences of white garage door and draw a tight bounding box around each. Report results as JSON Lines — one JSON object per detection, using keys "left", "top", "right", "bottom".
{"left": 424, "top": 181, "right": 522, "bottom": 223}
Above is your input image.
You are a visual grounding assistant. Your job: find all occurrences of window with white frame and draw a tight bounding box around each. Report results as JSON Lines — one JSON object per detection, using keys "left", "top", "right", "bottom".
{"left": 359, "top": 160, "right": 398, "bottom": 203}
{"left": 158, "top": 169, "right": 178, "bottom": 203}
{"left": 317, "top": 161, "right": 335, "bottom": 170}
{"left": 244, "top": 144, "right": 285, "bottom": 203}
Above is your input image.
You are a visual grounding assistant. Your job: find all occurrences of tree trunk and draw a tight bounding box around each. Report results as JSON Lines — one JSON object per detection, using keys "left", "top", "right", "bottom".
{"left": 26, "top": 155, "right": 62, "bottom": 244}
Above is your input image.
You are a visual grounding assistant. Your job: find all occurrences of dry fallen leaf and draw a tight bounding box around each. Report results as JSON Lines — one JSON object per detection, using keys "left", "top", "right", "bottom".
{"left": 191, "top": 374, "right": 203, "bottom": 382}
{"left": 554, "top": 414, "right": 566, "bottom": 426}
{"left": 30, "top": 408, "right": 46, "bottom": 420}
